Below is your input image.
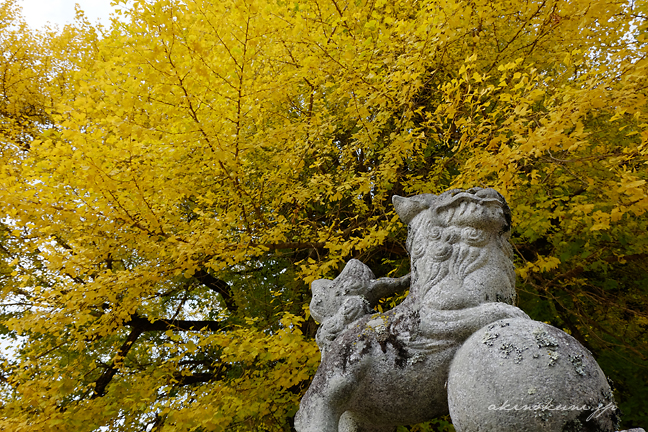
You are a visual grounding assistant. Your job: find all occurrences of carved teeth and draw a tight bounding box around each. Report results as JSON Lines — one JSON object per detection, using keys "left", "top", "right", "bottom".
{"left": 456, "top": 201, "right": 477, "bottom": 217}
{"left": 458, "top": 201, "right": 468, "bottom": 216}
{"left": 439, "top": 197, "right": 505, "bottom": 226}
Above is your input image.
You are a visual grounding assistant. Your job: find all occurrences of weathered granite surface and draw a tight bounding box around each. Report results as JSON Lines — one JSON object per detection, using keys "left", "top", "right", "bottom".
{"left": 295, "top": 188, "right": 637, "bottom": 432}
{"left": 448, "top": 318, "right": 618, "bottom": 432}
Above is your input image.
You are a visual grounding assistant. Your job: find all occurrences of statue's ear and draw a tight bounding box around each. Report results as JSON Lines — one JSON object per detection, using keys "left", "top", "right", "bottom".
{"left": 392, "top": 195, "right": 429, "bottom": 224}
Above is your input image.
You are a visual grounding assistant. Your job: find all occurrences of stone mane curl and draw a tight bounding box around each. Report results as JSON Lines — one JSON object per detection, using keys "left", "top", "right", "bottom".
{"left": 407, "top": 216, "right": 515, "bottom": 300}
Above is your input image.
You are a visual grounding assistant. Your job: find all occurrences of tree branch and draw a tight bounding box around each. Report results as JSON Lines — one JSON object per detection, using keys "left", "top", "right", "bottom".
{"left": 173, "top": 371, "right": 220, "bottom": 386}
{"left": 124, "top": 314, "right": 224, "bottom": 332}
{"left": 258, "top": 241, "right": 326, "bottom": 250}
{"left": 92, "top": 315, "right": 226, "bottom": 398}
{"left": 92, "top": 327, "right": 142, "bottom": 398}
{"left": 194, "top": 269, "right": 238, "bottom": 312}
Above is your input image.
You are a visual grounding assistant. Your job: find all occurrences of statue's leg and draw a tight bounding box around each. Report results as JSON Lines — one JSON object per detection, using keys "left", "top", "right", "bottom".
{"left": 294, "top": 372, "right": 356, "bottom": 432}
{"left": 339, "top": 411, "right": 397, "bottom": 432}
{"left": 419, "top": 302, "right": 529, "bottom": 339}
{"left": 294, "top": 400, "right": 341, "bottom": 432}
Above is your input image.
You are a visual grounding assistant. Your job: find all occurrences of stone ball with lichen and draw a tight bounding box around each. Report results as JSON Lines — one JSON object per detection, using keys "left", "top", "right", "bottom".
{"left": 447, "top": 318, "right": 619, "bottom": 432}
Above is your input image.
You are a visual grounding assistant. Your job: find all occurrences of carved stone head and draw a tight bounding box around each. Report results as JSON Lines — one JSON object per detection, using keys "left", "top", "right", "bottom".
{"left": 393, "top": 188, "right": 516, "bottom": 308}
{"left": 309, "top": 259, "right": 375, "bottom": 324}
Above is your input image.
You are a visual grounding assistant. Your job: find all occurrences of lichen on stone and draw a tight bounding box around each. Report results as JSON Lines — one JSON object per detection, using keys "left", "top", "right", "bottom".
{"left": 534, "top": 328, "right": 560, "bottom": 349}
{"left": 482, "top": 331, "right": 499, "bottom": 346}
{"left": 569, "top": 354, "right": 586, "bottom": 376}
{"left": 499, "top": 343, "right": 526, "bottom": 363}
{"left": 548, "top": 350, "right": 560, "bottom": 366}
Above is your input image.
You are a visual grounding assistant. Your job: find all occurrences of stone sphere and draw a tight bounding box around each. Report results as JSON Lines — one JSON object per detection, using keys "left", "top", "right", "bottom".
{"left": 447, "top": 318, "right": 619, "bottom": 432}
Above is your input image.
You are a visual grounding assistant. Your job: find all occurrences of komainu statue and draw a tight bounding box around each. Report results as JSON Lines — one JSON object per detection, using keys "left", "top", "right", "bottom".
{"left": 296, "top": 188, "right": 630, "bottom": 432}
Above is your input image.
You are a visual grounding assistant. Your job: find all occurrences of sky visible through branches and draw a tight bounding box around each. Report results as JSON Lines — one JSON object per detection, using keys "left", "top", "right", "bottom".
{"left": 19, "top": 0, "right": 117, "bottom": 28}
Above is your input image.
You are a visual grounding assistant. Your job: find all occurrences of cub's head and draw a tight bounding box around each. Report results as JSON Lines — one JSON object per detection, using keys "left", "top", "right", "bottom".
{"left": 310, "top": 259, "right": 375, "bottom": 323}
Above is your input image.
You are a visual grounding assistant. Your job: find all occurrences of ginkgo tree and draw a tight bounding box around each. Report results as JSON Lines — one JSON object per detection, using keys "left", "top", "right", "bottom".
{"left": 0, "top": 0, "right": 646, "bottom": 430}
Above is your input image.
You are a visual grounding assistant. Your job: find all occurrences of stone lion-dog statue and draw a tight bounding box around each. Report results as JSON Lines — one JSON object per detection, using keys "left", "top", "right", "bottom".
{"left": 295, "top": 188, "right": 623, "bottom": 432}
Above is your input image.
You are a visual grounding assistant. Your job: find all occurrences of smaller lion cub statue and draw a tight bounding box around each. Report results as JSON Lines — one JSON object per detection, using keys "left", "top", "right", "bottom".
{"left": 310, "top": 259, "right": 410, "bottom": 358}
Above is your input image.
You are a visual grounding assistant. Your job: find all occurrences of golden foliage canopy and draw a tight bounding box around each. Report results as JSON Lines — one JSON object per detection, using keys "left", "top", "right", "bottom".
{"left": 0, "top": 0, "right": 647, "bottom": 430}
